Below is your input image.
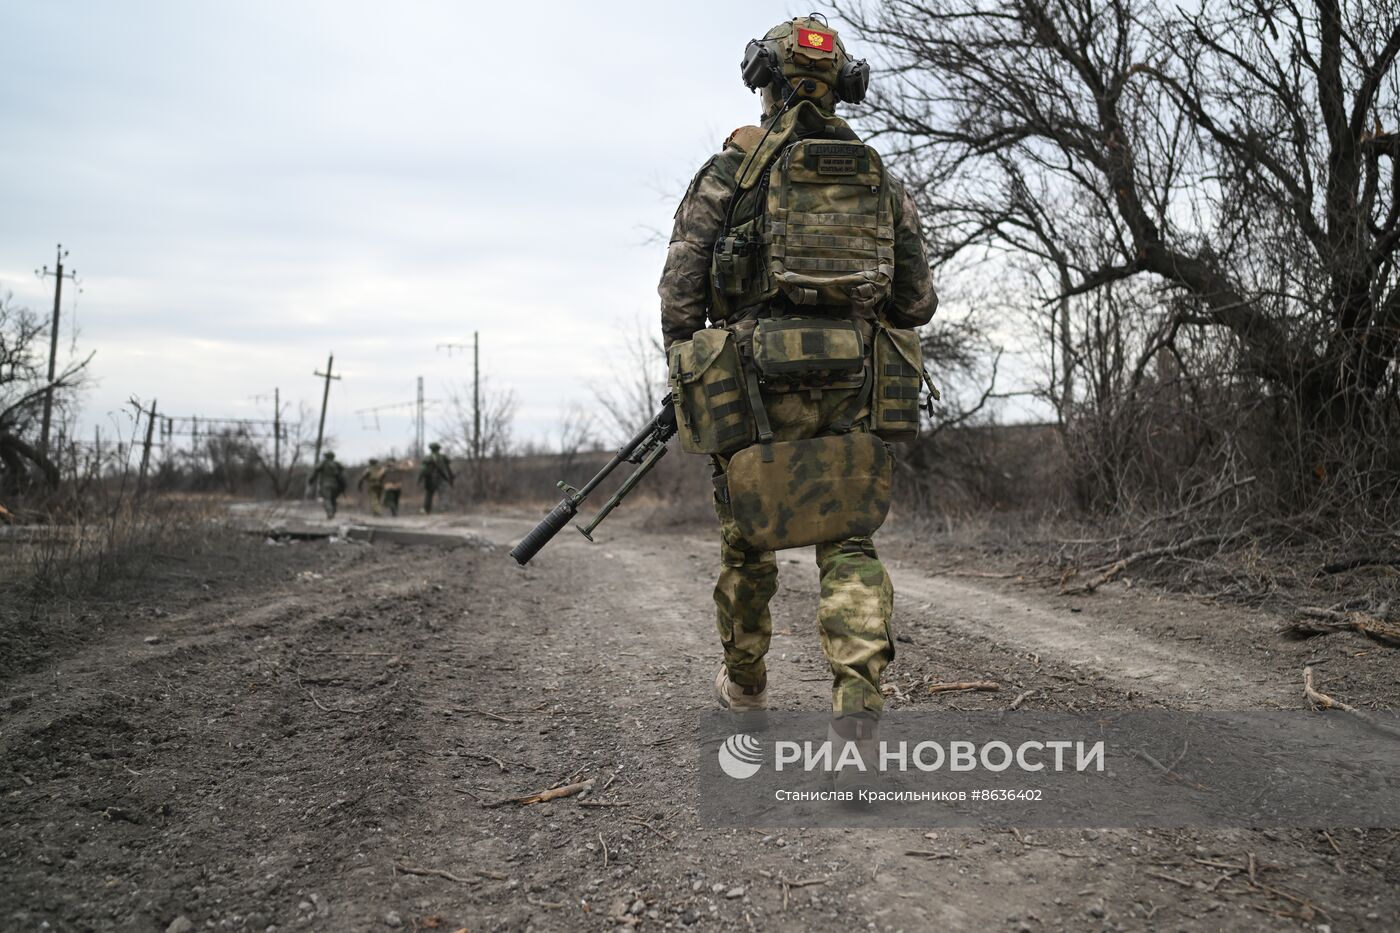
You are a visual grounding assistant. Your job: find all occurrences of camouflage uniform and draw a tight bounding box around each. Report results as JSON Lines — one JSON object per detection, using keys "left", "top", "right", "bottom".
{"left": 308, "top": 454, "right": 346, "bottom": 519}
{"left": 418, "top": 445, "right": 454, "bottom": 514}
{"left": 659, "top": 105, "right": 937, "bottom": 718}
{"left": 358, "top": 461, "right": 389, "bottom": 516}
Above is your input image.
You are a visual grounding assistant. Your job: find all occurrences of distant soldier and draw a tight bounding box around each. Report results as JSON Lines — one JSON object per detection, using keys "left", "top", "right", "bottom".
{"left": 307, "top": 451, "right": 347, "bottom": 519}
{"left": 358, "top": 457, "right": 389, "bottom": 516}
{"left": 381, "top": 463, "right": 404, "bottom": 517}
{"left": 418, "top": 442, "right": 455, "bottom": 514}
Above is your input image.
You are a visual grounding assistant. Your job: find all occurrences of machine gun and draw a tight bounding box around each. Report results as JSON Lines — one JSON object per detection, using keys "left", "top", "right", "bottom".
{"left": 510, "top": 395, "right": 677, "bottom": 565}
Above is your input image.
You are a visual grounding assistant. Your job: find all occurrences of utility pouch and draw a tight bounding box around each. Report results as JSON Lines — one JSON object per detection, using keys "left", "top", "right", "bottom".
{"left": 667, "top": 329, "right": 755, "bottom": 455}
{"left": 711, "top": 233, "right": 755, "bottom": 298}
{"left": 751, "top": 317, "right": 864, "bottom": 381}
{"left": 726, "top": 432, "right": 892, "bottom": 551}
{"left": 872, "top": 326, "right": 927, "bottom": 442}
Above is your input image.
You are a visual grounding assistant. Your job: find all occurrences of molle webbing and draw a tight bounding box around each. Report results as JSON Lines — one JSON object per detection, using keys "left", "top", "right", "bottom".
{"left": 761, "top": 137, "right": 895, "bottom": 310}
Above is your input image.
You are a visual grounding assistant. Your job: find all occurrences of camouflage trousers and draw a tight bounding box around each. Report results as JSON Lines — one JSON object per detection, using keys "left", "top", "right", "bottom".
{"left": 712, "top": 385, "right": 895, "bottom": 717}
{"left": 423, "top": 482, "right": 440, "bottom": 514}
{"left": 366, "top": 483, "right": 385, "bottom": 516}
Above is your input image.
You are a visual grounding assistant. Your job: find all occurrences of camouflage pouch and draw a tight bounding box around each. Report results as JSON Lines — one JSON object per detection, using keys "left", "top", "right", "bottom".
{"left": 872, "top": 327, "right": 925, "bottom": 442}
{"left": 668, "top": 329, "right": 755, "bottom": 455}
{"left": 752, "top": 317, "right": 864, "bottom": 381}
{"left": 725, "top": 432, "right": 892, "bottom": 551}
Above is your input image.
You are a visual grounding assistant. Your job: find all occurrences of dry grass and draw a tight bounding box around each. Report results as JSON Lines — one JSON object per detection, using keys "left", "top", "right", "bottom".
{"left": 1, "top": 494, "right": 225, "bottom": 603}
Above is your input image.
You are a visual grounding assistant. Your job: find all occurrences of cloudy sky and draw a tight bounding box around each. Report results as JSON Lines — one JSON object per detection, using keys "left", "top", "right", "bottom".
{"left": 0, "top": 1, "right": 976, "bottom": 461}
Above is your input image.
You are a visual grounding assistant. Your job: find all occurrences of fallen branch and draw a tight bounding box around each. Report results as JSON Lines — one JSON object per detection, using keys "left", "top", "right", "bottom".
{"left": 904, "top": 850, "right": 956, "bottom": 859}
{"left": 1145, "top": 870, "right": 1196, "bottom": 889}
{"left": 926, "top": 681, "right": 1000, "bottom": 695}
{"left": 1007, "top": 827, "right": 1044, "bottom": 847}
{"left": 483, "top": 778, "right": 594, "bottom": 808}
{"left": 395, "top": 863, "right": 473, "bottom": 884}
{"left": 1008, "top": 689, "right": 1036, "bottom": 711}
{"left": 1302, "top": 667, "right": 1400, "bottom": 740}
{"left": 462, "top": 752, "right": 508, "bottom": 772}
{"left": 628, "top": 817, "right": 675, "bottom": 843}
{"left": 306, "top": 692, "right": 370, "bottom": 715}
{"left": 946, "top": 570, "right": 1019, "bottom": 579}
{"left": 1285, "top": 609, "right": 1400, "bottom": 648}
{"left": 1319, "top": 556, "right": 1400, "bottom": 575}
{"left": 1133, "top": 748, "right": 1209, "bottom": 791}
{"left": 1063, "top": 518, "right": 1284, "bottom": 595}
{"left": 1134, "top": 476, "right": 1258, "bottom": 538}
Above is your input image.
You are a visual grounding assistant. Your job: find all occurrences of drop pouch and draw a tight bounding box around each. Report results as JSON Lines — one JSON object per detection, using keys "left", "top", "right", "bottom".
{"left": 667, "top": 328, "right": 755, "bottom": 455}
{"left": 725, "top": 432, "right": 892, "bottom": 551}
{"left": 872, "top": 326, "right": 930, "bottom": 442}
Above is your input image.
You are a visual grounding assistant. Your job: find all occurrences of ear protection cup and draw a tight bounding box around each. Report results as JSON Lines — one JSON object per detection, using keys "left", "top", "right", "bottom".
{"left": 836, "top": 59, "right": 870, "bottom": 103}
{"left": 741, "top": 39, "right": 778, "bottom": 90}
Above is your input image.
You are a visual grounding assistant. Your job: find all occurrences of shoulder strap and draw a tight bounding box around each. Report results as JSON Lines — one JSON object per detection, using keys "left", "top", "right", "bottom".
{"left": 725, "top": 125, "right": 765, "bottom": 153}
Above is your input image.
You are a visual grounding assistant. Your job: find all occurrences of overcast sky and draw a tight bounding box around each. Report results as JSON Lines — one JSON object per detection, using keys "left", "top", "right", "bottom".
{"left": 0, "top": 1, "right": 958, "bottom": 461}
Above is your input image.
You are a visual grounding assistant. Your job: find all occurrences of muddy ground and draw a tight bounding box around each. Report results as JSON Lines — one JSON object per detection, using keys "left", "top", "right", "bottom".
{"left": 1, "top": 498, "right": 1397, "bottom": 932}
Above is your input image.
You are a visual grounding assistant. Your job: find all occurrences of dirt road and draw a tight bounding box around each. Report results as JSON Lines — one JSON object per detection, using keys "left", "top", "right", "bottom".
{"left": 2, "top": 502, "right": 1396, "bottom": 931}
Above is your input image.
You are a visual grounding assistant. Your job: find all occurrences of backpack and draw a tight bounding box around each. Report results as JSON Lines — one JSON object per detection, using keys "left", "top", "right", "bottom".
{"left": 712, "top": 124, "right": 896, "bottom": 317}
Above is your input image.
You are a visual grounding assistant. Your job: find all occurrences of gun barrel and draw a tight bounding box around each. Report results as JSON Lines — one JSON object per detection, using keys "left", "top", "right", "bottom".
{"left": 509, "top": 395, "right": 676, "bottom": 564}
{"left": 509, "top": 498, "right": 578, "bottom": 565}
{"left": 575, "top": 440, "right": 669, "bottom": 539}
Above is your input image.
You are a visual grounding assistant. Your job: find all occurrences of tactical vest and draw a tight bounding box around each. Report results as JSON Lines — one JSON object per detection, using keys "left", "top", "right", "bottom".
{"left": 711, "top": 103, "right": 896, "bottom": 322}
{"left": 673, "top": 109, "right": 932, "bottom": 548}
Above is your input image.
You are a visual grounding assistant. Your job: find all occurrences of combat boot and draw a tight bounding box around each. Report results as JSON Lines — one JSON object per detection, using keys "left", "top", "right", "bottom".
{"left": 714, "top": 664, "right": 767, "bottom": 712}
{"left": 828, "top": 713, "right": 881, "bottom": 795}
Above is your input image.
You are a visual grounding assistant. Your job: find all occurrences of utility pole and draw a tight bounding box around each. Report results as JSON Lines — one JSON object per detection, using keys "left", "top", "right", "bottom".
{"left": 136, "top": 398, "right": 157, "bottom": 499}
{"left": 36, "top": 244, "right": 78, "bottom": 461}
{"left": 312, "top": 354, "right": 341, "bottom": 466}
{"left": 473, "top": 331, "right": 481, "bottom": 465}
{"left": 415, "top": 376, "right": 424, "bottom": 460}
{"left": 436, "top": 335, "right": 482, "bottom": 498}
{"left": 251, "top": 388, "right": 286, "bottom": 488}
{"left": 274, "top": 386, "right": 281, "bottom": 477}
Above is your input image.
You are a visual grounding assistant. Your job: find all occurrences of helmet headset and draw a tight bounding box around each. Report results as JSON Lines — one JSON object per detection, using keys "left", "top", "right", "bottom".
{"left": 739, "top": 14, "right": 870, "bottom": 107}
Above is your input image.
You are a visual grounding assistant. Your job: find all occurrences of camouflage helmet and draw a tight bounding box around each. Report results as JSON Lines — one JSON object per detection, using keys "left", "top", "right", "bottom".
{"left": 742, "top": 15, "right": 870, "bottom": 118}
{"left": 368, "top": 457, "right": 379, "bottom": 465}
{"left": 322, "top": 451, "right": 335, "bottom": 460}
{"left": 429, "top": 442, "right": 441, "bottom": 451}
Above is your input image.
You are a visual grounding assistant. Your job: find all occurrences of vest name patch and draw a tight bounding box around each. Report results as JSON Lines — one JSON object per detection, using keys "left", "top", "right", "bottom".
{"left": 818, "top": 157, "right": 858, "bottom": 175}
{"left": 806, "top": 143, "right": 865, "bottom": 158}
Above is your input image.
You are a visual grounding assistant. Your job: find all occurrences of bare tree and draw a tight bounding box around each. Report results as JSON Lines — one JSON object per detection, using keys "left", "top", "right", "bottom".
{"left": 251, "top": 402, "right": 318, "bottom": 497}
{"left": 440, "top": 377, "right": 517, "bottom": 500}
{"left": 592, "top": 319, "right": 668, "bottom": 444}
{"left": 842, "top": 0, "right": 1400, "bottom": 509}
{"left": 0, "top": 292, "right": 92, "bottom": 493}
{"left": 555, "top": 402, "right": 597, "bottom": 476}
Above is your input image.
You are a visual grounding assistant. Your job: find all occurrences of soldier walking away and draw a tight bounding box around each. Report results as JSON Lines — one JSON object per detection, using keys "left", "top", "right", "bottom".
{"left": 381, "top": 478, "right": 403, "bottom": 516}
{"left": 381, "top": 461, "right": 404, "bottom": 517}
{"left": 358, "top": 457, "right": 389, "bottom": 516}
{"left": 660, "top": 15, "right": 937, "bottom": 790}
{"left": 307, "top": 451, "right": 347, "bottom": 519}
{"left": 418, "top": 442, "right": 455, "bottom": 514}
